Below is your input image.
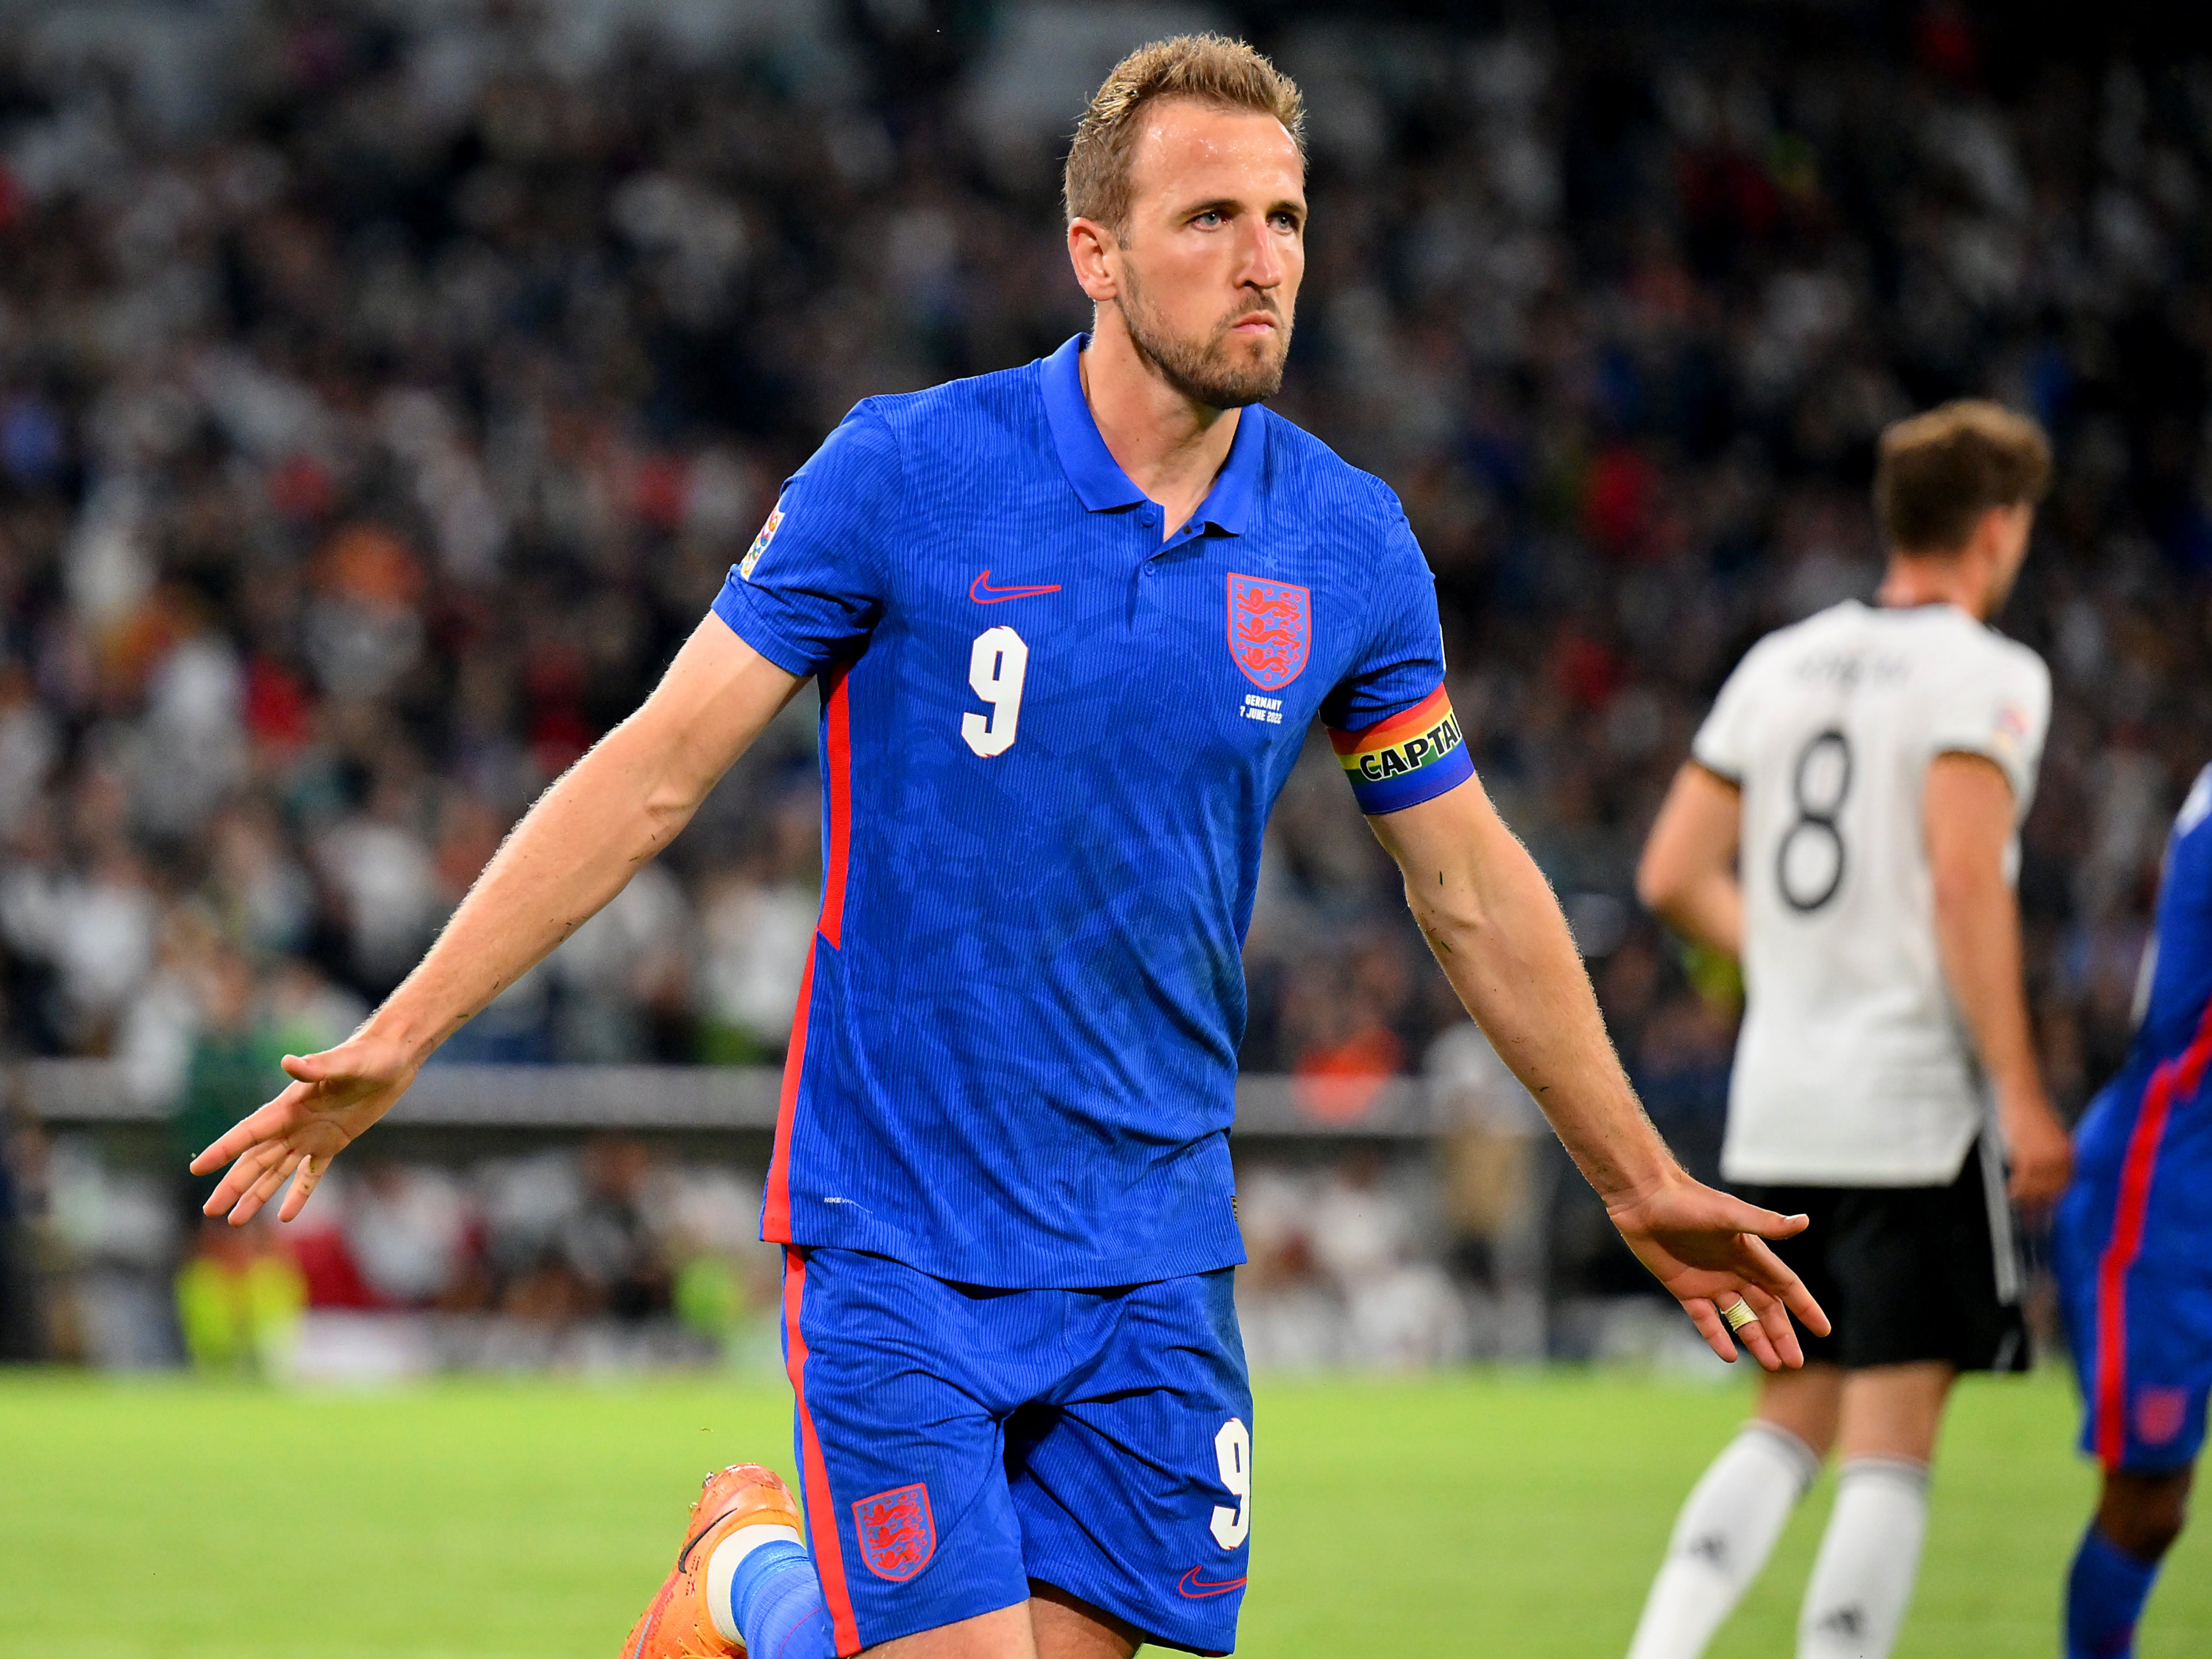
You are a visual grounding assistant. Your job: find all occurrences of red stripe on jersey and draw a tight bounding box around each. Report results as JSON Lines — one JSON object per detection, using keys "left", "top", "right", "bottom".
{"left": 783, "top": 1249, "right": 860, "bottom": 1655}
{"left": 763, "top": 663, "right": 853, "bottom": 1243}
{"left": 760, "top": 941, "right": 815, "bottom": 1242}
{"left": 2092, "top": 995, "right": 2212, "bottom": 1466}
{"left": 819, "top": 663, "right": 853, "bottom": 947}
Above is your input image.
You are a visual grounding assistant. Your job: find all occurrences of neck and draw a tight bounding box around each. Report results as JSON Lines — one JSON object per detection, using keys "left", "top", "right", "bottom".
{"left": 1876, "top": 552, "right": 1991, "bottom": 619}
{"left": 1080, "top": 307, "right": 1242, "bottom": 537}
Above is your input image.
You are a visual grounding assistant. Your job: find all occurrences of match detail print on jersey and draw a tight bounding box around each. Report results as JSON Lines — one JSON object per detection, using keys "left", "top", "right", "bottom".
{"left": 1329, "top": 685, "right": 1474, "bottom": 815}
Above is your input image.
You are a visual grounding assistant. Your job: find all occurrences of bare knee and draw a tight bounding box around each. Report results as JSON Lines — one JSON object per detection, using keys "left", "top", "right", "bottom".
{"left": 1835, "top": 1362, "right": 1955, "bottom": 1466}
{"left": 2098, "top": 1467, "right": 2196, "bottom": 1561}
{"left": 1757, "top": 1362, "right": 1843, "bottom": 1459}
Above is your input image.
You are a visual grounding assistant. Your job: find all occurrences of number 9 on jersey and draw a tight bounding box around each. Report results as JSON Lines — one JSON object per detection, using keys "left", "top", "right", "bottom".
{"left": 962, "top": 626, "right": 1029, "bottom": 758}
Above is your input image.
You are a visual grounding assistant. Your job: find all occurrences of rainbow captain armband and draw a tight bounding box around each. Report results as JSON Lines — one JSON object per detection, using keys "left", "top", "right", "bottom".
{"left": 1329, "top": 686, "right": 1475, "bottom": 815}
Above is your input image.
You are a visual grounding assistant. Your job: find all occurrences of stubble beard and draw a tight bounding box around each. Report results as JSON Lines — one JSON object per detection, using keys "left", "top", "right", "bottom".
{"left": 1117, "top": 267, "right": 1291, "bottom": 411}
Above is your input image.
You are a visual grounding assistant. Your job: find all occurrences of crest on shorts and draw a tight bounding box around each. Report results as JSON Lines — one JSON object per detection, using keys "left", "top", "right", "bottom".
{"left": 853, "top": 1483, "right": 936, "bottom": 1581}
{"left": 1226, "top": 573, "right": 1310, "bottom": 691}
{"left": 2135, "top": 1385, "right": 2190, "bottom": 1446}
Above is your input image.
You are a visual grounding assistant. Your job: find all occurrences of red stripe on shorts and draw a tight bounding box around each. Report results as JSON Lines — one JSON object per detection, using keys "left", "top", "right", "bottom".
{"left": 783, "top": 1248, "right": 860, "bottom": 1655}
{"left": 2092, "top": 995, "right": 2212, "bottom": 1466}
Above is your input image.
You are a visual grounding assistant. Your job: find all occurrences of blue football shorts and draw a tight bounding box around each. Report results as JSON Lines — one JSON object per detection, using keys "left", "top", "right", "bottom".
{"left": 777, "top": 1246, "right": 1254, "bottom": 1656}
{"left": 2054, "top": 1176, "right": 2212, "bottom": 1474}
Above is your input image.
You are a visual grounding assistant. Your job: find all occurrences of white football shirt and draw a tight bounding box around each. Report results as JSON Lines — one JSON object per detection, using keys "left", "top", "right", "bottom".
{"left": 1693, "top": 599, "right": 2050, "bottom": 1185}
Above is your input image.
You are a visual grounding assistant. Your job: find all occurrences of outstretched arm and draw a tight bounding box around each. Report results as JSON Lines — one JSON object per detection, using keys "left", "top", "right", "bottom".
{"left": 1368, "top": 774, "right": 1829, "bottom": 1369}
{"left": 193, "top": 618, "right": 804, "bottom": 1223}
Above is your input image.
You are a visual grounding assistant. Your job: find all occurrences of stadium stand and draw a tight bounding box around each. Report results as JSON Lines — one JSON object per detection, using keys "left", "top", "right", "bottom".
{"left": 0, "top": 2, "right": 2205, "bottom": 1368}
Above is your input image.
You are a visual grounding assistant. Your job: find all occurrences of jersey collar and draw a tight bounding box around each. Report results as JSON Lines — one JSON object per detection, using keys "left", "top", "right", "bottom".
{"left": 1041, "top": 333, "right": 1263, "bottom": 537}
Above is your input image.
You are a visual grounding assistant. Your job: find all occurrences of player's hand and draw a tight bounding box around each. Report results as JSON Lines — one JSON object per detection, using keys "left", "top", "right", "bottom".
{"left": 1997, "top": 1081, "right": 2072, "bottom": 1215}
{"left": 1605, "top": 1167, "right": 1832, "bottom": 1371}
{"left": 189, "top": 1033, "right": 421, "bottom": 1226}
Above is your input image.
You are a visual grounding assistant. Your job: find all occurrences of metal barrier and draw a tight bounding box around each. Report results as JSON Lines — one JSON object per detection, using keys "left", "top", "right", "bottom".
{"left": 13, "top": 1059, "right": 1454, "bottom": 1137}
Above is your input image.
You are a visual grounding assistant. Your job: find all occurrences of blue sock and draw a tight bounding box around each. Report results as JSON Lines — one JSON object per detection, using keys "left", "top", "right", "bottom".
{"left": 729, "top": 1539, "right": 836, "bottom": 1659}
{"left": 2065, "top": 1523, "right": 2162, "bottom": 1658}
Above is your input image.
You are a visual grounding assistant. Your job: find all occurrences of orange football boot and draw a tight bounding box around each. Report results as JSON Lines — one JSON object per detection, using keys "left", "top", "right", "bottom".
{"left": 621, "top": 1463, "right": 806, "bottom": 1659}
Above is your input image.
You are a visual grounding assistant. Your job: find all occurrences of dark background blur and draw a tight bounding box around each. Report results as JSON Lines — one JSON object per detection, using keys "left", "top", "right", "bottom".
{"left": 2, "top": 0, "right": 2210, "bottom": 1373}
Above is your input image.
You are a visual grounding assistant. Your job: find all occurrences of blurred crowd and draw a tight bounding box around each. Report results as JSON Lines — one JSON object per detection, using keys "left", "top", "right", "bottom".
{"left": 1, "top": 0, "right": 2209, "bottom": 1364}
{"left": 15, "top": 1125, "right": 781, "bottom": 1373}
{"left": 12, "top": 1125, "right": 1516, "bottom": 1376}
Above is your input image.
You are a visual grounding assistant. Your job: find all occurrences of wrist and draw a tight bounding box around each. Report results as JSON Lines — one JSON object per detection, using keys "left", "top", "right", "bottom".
{"left": 359, "top": 995, "right": 445, "bottom": 1070}
{"left": 1600, "top": 1149, "right": 1690, "bottom": 1221}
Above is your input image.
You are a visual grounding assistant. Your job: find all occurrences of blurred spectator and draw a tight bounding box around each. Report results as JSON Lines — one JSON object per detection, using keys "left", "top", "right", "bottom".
{"left": 166, "top": 944, "right": 274, "bottom": 1206}
{"left": 0, "top": 1092, "right": 41, "bottom": 1360}
{"left": 344, "top": 1161, "right": 475, "bottom": 1309}
{"left": 174, "top": 1217, "right": 304, "bottom": 1376}
{"left": 1311, "top": 1150, "right": 1469, "bottom": 1368}
{"left": 695, "top": 798, "right": 820, "bottom": 1064}
{"left": 1429, "top": 1020, "right": 1553, "bottom": 1361}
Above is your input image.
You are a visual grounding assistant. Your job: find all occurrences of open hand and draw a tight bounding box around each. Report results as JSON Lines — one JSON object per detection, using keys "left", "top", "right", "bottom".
{"left": 1606, "top": 1168, "right": 1832, "bottom": 1371}
{"left": 189, "top": 1033, "right": 422, "bottom": 1225}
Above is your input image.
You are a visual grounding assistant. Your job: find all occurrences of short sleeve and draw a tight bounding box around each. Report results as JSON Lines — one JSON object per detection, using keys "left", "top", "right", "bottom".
{"left": 1321, "top": 495, "right": 1474, "bottom": 815}
{"left": 1690, "top": 646, "right": 1766, "bottom": 784}
{"left": 1925, "top": 643, "right": 2051, "bottom": 812}
{"left": 712, "top": 404, "right": 901, "bottom": 676}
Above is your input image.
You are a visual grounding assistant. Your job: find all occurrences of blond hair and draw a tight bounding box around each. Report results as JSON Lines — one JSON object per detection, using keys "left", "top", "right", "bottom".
{"left": 1063, "top": 35, "right": 1305, "bottom": 233}
{"left": 1874, "top": 400, "right": 2053, "bottom": 554}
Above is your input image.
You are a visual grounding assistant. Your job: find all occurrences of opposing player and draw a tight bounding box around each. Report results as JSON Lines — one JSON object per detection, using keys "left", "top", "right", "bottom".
{"left": 1626, "top": 400, "right": 2070, "bottom": 1659}
{"left": 2052, "top": 761, "right": 2212, "bottom": 1658}
{"left": 192, "top": 37, "right": 1825, "bottom": 1659}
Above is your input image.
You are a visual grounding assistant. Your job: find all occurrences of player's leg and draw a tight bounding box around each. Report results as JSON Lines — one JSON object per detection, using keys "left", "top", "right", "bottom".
{"left": 2054, "top": 1191, "right": 2211, "bottom": 1659}
{"left": 1004, "top": 1269, "right": 1254, "bottom": 1659}
{"left": 1624, "top": 1184, "right": 1839, "bottom": 1659}
{"left": 1794, "top": 1360, "right": 1952, "bottom": 1659}
{"left": 1796, "top": 1143, "right": 2028, "bottom": 1659}
{"left": 1026, "top": 1583, "right": 1143, "bottom": 1659}
{"left": 1623, "top": 1364, "right": 1837, "bottom": 1659}
{"left": 2065, "top": 1464, "right": 2196, "bottom": 1659}
{"left": 679, "top": 1247, "right": 1044, "bottom": 1659}
{"left": 824, "top": 1582, "right": 1134, "bottom": 1659}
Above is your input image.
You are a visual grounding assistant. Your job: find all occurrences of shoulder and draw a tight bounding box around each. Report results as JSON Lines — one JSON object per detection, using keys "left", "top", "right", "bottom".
{"left": 849, "top": 360, "right": 1046, "bottom": 461}
{"left": 2175, "top": 763, "right": 2212, "bottom": 842}
{"left": 1255, "top": 407, "right": 1409, "bottom": 531}
{"left": 1930, "top": 613, "right": 2049, "bottom": 698}
{"left": 1721, "top": 603, "right": 1846, "bottom": 686}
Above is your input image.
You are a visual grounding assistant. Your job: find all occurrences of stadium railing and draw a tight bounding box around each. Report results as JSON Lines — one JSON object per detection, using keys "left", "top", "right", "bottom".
{"left": 11, "top": 1059, "right": 1452, "bottom": 1137}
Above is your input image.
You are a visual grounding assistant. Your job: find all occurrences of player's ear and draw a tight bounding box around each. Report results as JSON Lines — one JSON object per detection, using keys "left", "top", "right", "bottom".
{"left": 1067, "top": 217, "right": 1120, "bottom": 303}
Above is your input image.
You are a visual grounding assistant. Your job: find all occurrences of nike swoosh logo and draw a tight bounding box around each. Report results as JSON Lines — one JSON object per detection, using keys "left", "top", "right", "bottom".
{"left": 971, "top": 570, "right": 1062, "bottom": 603}
{"left": 1177, "top": 1567, "right": 1248, "bottom": 1598}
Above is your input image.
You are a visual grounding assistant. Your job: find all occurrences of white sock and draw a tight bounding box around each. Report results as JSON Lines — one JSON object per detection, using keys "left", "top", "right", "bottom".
{"left": 1796, "top": 1458, "right": 1930, "bottom": 1659}
{"left": 1626, "top": 1422, "right": 1821, "bottom": 1659}
{"left": 705, "top": 1522, "right": 804, "bottom": 1644}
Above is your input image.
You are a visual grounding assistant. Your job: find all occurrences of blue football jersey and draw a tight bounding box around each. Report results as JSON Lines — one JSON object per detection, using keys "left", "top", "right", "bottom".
{"left": 2072, "top": 761, "right": 2212, "bottom": 1264}
{"left": 712, "top": 335, "right": 1470, "bottom": 1287}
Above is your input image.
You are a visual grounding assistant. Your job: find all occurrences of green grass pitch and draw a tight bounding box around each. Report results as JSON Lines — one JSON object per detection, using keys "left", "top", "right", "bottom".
{"left": 2, "top": 1367, "right": 2205, "bottom": 1656}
